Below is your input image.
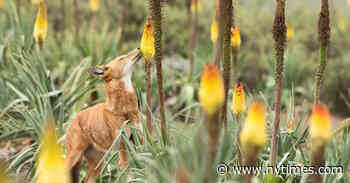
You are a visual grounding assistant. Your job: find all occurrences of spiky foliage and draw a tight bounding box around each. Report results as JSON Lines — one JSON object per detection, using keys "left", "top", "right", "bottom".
{"left": 270, "top": 0, "right": 287, "bottom": 167}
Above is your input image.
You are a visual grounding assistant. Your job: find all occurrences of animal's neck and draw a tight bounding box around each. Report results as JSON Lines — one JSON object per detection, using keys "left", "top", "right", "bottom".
{"left": 104, "top": 74, "right": 135, "bottom": 113}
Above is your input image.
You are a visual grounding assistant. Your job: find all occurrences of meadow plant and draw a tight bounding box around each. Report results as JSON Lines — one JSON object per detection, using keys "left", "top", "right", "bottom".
{"left": 149, "top": 0, "right": 167, "bottom": 145}
{"left": 270, "top": 0, "right": 287, "bottom": 167}
{"left": 231, "top": 83, "right": 246, "bottom": 166}
{"left": 314, "top": 0, "right": 330, "bottom": 104}
{"left": 36, "top": 121, "right": 70, "bottom": 183}
{"left": 240, "top": 102, "right": 267, "bottom": 183}
{"left": 141, "top": 18, "right": 155, "bottom": 134}
{"left": 309, "top": 104, "right": 331, "bottom": 182}
{"left": 198, "top": 62, "right": 224, "bottom": 182}
{"left": 33, "top": 1, "right": 47, "bottom": 49}
{"left": 220, "top": 0, "right": 233, "bottom": 125}
{"left": 231, "top": 27, "right": 241, "bottom": 83}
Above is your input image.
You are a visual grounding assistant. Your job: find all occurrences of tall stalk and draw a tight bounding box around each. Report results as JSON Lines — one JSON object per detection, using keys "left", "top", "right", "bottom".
{"left": 220, "top": 0, "right": 233, "bottom": 125}
{"left": 214, "top": 0, "right": 223, "bottom": 67}
{"left": 314, "top": 0, "right": 330, "bottom": 104}
{"left": 73, "top": 0, "right": 80, "bottom": 37}
{"left": 270, "top": 0, "right": 286, "bottom": 167}
{"left": 149, "top": 0, "right": 167, "bottom": 145}
{"left": 61, "top": 0, "right": 65, "bottom": 33}
{"left": 189, "top": 0, "right": 198, "bottom": 81}
{"left": 145, "top": 63, "right": 152, "bottom": 134}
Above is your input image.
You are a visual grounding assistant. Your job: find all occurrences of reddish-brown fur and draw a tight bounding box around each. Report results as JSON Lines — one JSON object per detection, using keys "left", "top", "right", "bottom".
{"left": 65, "top": 48, "right": 142, "bottom": 183}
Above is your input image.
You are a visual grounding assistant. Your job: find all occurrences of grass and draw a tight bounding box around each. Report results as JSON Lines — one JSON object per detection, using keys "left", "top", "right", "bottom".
{"left": 0, "top": 0, "right": 350, "bottom": 182}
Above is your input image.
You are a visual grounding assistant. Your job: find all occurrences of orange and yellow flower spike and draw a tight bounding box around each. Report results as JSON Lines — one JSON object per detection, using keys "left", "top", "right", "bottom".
{"left": 231, "top": 83, "right": 246, "bottom": 115}
{"left": 240, "top": 102, "right": 267, "bottom": 153}
{"left": 141, "top": 18, "right": 155, "bottom": 64}
{"left": 230, "top": 27, "right": 241, "bottom": 50}
{"left": 190, "top": 0, "right": 201, "bottom": 13}
{"left": 90, "top": 0, "right": 99, "bottom": 12}
{"left": 286, "top": 23, "right": 294, "bottom": 40}
{"left": 0, "top": 0, "right": 3, "bottom": 7}
{"left": 33, "top": 1, "right": 48, "bottom": 48}
{"left": 211, "top": 18, "right": 218, "bottom": 44}
{"left": 309, "top": 104, "right": 331, "bottom": 148}
{"left": 348, "top": 0, "right": 350, "bottom": 7}
{"left": 198, "top": 63, "right": 224, "bottom": 115}
{"left": 36, "top": 123, "right": 70, "bottom": 183}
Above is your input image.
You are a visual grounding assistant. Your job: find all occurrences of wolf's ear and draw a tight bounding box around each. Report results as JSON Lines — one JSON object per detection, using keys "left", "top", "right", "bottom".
{"left": 88, "top": 66, "right": 105, "bottom": 78}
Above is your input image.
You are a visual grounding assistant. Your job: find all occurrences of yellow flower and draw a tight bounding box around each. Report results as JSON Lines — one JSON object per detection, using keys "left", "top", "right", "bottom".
{"left": 32, "top": 0, "right": 42, "bottom": 4}
{"left": 231, "top": 83, "right": 245, "bottom": 115}
{"left": 0, "top": 0, "right": 3, "bottom": 7}
{"left": 140, "top": 18, "right": 155, "bottom": 64}
{"left": 309, "top": 104, "right": 331, "bottom": 147}
{"left": 190, "top": 0, "right": 201, "bottom": 13}
{"left": 348, "top": 0, "right": 350, "bottom": 7}
{"left": 211, "top": 18, "right": 218, "bottom": 44}
{"left": 90, "top": 0, "right": 99, "bottom": 12}
{"left": 0, "top": 163, "right": 9, "bottom": 183}
{"left": 198, "top": 63, "right": 224, "bottom": 115}
{"left": 240, "top": 102, "right": 267, "bottom": 152}
{"left": 338, "top": 17, "right": 346, "bottom": 32}
{"left": 36, "top": 123, "right": 70, "bottom": 183}
{"left": 230, "top": 27, "right": 241, "bottom": 50}
{"left": 286, "top": 23, "right": 294, "bottom": 40}
{"left": 33, "top": 1, "right": 48, "bottom": 47}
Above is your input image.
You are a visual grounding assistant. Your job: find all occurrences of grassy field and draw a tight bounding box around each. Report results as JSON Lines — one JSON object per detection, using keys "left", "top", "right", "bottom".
{"left": 0, "top": 0, "right": 350, "bottom": 182}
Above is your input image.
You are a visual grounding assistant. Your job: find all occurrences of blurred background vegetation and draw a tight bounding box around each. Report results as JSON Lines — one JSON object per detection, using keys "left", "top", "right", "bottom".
{"left": 0, "top": 0, "right": 349, "bottom": 182}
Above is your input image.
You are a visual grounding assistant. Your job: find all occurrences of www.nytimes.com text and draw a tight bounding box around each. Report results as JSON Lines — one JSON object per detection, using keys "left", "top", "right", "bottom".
{"left": 216, "top": 163, "right": 343, "bottom": 176}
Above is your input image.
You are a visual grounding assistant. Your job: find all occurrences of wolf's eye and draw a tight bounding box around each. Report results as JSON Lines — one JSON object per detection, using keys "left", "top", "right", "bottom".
{"left": 103, "top": 66, "right": 110, "bottom": 71}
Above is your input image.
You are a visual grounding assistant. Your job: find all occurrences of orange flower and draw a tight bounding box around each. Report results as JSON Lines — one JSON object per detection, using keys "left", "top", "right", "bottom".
{"left": 198, "top": 63, "right": 224, "bottom": 115}
{"left": 211, "top": 18, "right": 218, "bottom": 44}
{"left": 0, "top": 0, "right": 3, "bottom": 7}
{"left": 240, "top": 102, "right": 267, "bottom": 150}
{"left": 140, "top": 18, "right": 155, "bottom": 64}
{"left": 90, "top": 0, "right": 99, "bottom": 12}
{"left": 231, "top": 83, "right": 246, "bottom": 115}
{"left": 33, "top": 1, "right": 48, "bottom": 47}
{"left": 230, "top": 27, "right": 241, "bottom": 50}
{"left": 309, "top": 104, "right": 331, "bottom": 146}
